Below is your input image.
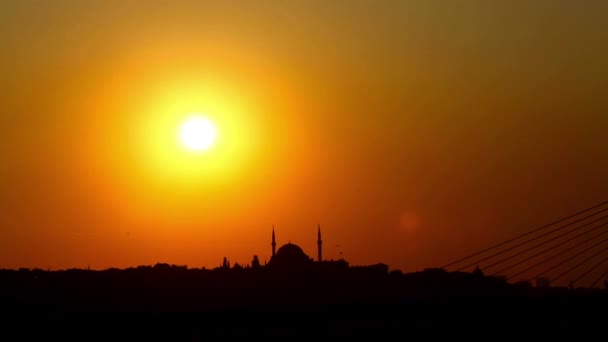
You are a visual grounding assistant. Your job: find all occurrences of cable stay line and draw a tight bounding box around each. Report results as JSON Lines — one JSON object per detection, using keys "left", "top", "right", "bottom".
{"left": 590, "top": 269, "right": 608, "bottom": 288}
{"left": 572, "top": 254, "right": 608, "bottom": 285}
{"left": 440, "top": 200, "right": 608, "bottom": 269}
{"left": 550, "top": 246, "right": 608, "bottom": 283}
{"left": 486, "top": 220, "right": 608, "bottom": 274}
{"left": 455, "top": 211, "right": 608, "bottom": 272}
{"left": 495, "top": 223, "right": 608, "bottom": 278}
{"left": 531, "top": 236, "right": 608, "bottom": 281}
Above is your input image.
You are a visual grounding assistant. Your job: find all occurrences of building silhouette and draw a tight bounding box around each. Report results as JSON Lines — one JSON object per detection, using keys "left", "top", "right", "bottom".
{"left": 271, "top": 225, "right": 277, "bottom": 257}
{"left": 317, "top": 225, "right": 322, "bottom": 262}
{"left": 268, "top": 226, "right": 326, "bottom": 271}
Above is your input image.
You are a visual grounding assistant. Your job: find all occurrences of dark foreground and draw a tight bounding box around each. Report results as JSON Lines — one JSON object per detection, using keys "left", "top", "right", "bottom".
{"left": 1, "top": 267, "right": 606, "bottom": 338}
{"left": 9, "top": 296, "right": 607, "bottom": 338}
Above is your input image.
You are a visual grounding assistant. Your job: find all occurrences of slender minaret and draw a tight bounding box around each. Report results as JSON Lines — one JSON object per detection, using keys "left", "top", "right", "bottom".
{"left": 271, "top": 226, "right": 277, "bottom": 257}
{"left": 317, "top": 224, "right": 323, "bottom": 262}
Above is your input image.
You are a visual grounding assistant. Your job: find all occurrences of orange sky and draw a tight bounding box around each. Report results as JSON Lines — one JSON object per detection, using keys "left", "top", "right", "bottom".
{"left": 1, "top": 1, "right": 607, "bottom": 273}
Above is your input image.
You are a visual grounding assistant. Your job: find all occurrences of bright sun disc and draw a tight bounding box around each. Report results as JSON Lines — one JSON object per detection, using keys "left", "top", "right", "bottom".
{"left": 179, "top": 116, "right": 217, "bottom": 152}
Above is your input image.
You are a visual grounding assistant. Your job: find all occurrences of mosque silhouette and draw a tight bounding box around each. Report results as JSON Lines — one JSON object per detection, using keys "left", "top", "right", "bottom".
{"left": 267, "top": 225, "right": 323, "bottom": 270}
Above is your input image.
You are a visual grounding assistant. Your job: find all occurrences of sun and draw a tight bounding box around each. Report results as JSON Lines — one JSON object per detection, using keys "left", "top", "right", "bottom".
{"left": 179, "top": 115, "right": 217, "bottom": 152}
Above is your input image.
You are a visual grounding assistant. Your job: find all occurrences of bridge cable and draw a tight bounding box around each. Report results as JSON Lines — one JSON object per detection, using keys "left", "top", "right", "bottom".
{"left": 550, "top": 246, "right": 608, "bottom": 283}
{"left": 492, "top": 222, "right": 608, "bottom": 275}
{"left": 531, "top": 237, "right": 608, "bottom": 280}
{"left": 496, "top": 223, "right": 608, "bottom": 278}
{"left": 486, "top": 220, "right": 608, "bottom": 275}
{"left": 455, "top": 210, "right": 608, "bottom": 271}
{"left": 590, "top": 269, "right": 608, "bottom": 288}
{"left": 440, "top": 200, "right": 608, "bottom": 269}
{"left": 572, "top": 254, "right": 608, "bottom": 285}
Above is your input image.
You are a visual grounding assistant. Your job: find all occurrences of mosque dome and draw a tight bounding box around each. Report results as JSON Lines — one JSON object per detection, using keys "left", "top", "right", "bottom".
{"left": 268, "top": 243, "right": 313, "bottom": 269}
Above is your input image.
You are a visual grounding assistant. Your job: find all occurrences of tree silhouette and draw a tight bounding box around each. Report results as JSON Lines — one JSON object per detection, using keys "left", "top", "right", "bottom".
{"left": 251, "top": 255, "right": 261, "bottom": 269}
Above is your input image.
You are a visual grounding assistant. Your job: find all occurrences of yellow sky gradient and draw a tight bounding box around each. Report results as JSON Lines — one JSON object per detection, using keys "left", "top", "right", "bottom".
{"left": 1, "top": 1, "right": 607, "bottom": 272}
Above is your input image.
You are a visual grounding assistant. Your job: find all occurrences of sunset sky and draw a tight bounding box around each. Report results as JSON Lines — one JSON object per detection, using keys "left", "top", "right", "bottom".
{"left": 1, "top": 1, "right": 607, "bottom": 272}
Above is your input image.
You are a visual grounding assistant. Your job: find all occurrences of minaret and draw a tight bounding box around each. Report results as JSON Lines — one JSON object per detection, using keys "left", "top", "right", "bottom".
{"left": 271, "top": 226, "right": 276, "bottom": 257}
{"left": 317, "top": 224, "right": 323, "bottom": 262}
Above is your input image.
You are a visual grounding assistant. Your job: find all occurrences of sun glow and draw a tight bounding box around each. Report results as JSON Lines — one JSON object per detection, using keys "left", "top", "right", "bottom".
{"left": 123, "top": 77, "right": 260, "bottom": 193}
{"left": 179, "top": 116, "right": 217, "bottom": 152}
{"left": 93, "top": 61, "right": 284, "bottom": 221}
